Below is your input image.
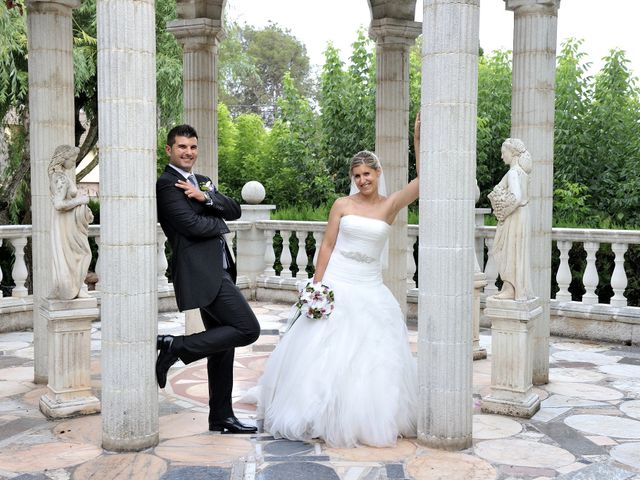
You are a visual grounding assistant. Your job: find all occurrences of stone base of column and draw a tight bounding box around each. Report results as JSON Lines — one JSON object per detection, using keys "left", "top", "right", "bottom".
{"left": 418, "top": 434, "right": 472, "bottom": 451}
{"left": 481, "top": 389, "right": 540, "bottom": 418}
{"left": 481, "top": 296, "right": 542, "bottom": 419}
{"left": 40, "top": 389, "right": 101, "bottom": 419}
{"left": 473, "top": 271, "right": 488, "bottom": 360}
{"left": 39, "top": 297, "right": 101, "bottom": 419}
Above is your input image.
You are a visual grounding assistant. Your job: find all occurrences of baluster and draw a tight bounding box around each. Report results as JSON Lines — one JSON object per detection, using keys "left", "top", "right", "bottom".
{"left": 582, "top": 241, "right": 600, "bottom": 304}
{"left": 279, "top": 230, "right": 293, "bottom": 278}
{"left": 93, "top": 235, "right": 102, "bottom": 290}
{"left": 610, "top": 242, "right": 629, "bottom": 307}
{"left": 483, "top": 237, "right": 499, "bottom": 297}
{"left": 0, "top": 239, "right": 3, "bottom": 297}
{"left": 407, "top": 234, "right": 417, "bottom": 289}
{"left": 295, "top": 230, "right": 309, "bottom": 279}
{"left": 263, "top": 230, "right": 276, "bottom": 276}
{"left": 9, "top": 237, "right": 28, "bottom": 297}
{"left": 225, "top": 232, "right": 236, "bottom": 263}
{"left": 555, "top": 240, "right": 572, "bottom": 302}
{"left": 312, "top": 231, "right": 324, "bottom": 267}
{"left": 157, "top": 231, "right": 168, "bottom": 287}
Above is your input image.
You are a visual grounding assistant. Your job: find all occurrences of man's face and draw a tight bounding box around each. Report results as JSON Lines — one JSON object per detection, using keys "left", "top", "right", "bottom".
{"left": 166, "top": 135, "right": 198, "bottom": 172}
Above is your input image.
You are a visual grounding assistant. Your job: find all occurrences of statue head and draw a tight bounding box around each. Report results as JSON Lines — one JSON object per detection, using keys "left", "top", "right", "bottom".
{"left": 48, "top": 145, "right": 79, "bottom": 176}
{"left": 501, "top": 138, "right": 532, "bottom": 174}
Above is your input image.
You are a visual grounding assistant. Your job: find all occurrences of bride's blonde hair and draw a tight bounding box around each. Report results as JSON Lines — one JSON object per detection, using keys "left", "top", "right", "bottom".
{"left": 350, "top": 150, "right": 381, "bottom": 176}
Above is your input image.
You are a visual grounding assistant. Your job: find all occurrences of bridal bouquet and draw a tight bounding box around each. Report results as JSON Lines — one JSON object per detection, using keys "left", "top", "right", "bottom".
{"left": 283, "top": 282, "right": 335, "bottom": 333}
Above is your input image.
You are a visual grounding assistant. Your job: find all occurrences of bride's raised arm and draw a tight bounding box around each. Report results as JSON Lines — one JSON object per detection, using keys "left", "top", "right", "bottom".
{"left": 387, "top": 112, "right": 421, "bottom": 218}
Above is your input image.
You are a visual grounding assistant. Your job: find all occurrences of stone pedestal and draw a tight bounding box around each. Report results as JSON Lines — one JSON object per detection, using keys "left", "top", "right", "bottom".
{"left": 39, "top": 297, "right": 100, "bottom": 419}
{"left": 482, "top": 296, "right": 541, "bottom": 418}
{"left": 473, "top": 270, "right": 488, "bottom": 360}
{"left": 237, "top": 204, "right": 276, "bottom": 296}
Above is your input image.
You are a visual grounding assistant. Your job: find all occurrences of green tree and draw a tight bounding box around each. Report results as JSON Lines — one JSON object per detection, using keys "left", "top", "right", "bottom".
{"left": 219, "top": 21, "right": 312, "bottom": 124}
{"left": 263, "top": 74, "right": 333, "bottom": 208}
{"left": 585, "top": 49, "right": 640, "bottom": 226}
{"left": 476, "top": 49, "right": 512, "bottom": 204}
{"left": 318, "top": 30, "right": 376, "bottom": 195}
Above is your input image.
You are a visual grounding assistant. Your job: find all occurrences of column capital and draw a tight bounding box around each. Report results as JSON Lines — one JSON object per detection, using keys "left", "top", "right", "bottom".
{"left": 26, "top": 0, "right": 80, "bottom": 12}
{"left": 505, "top": 0, "right": 560, "bottom": 14}
{"left": 369, "top": 18, "right": 422, "bottom": 47}
{"left": 167, "top": 18, "right": 225, "bottom": 50}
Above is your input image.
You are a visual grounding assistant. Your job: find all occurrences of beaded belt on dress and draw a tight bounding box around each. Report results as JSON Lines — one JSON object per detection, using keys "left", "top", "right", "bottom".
{"left": 339, "top": 250, "right": 376, "bottom": 263}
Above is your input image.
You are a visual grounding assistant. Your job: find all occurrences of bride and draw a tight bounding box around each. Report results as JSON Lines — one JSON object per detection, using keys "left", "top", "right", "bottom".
{"left": 253, "top": 115, "right": 421, "bottom": 448}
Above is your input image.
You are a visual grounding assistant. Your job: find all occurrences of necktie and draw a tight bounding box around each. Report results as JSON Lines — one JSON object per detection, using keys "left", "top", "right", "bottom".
{"left": 187, "top": 174, "right": 198, "bottom": 188}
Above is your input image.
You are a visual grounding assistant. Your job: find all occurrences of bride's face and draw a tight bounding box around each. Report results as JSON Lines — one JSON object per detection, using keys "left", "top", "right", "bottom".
{"left": 352, "top": 164, "right": 380, "bottom": 195}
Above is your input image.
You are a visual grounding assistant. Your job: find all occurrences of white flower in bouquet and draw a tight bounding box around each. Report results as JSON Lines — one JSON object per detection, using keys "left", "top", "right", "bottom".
{"left": 283, "top": 282, "right": 335, "bottom": 333}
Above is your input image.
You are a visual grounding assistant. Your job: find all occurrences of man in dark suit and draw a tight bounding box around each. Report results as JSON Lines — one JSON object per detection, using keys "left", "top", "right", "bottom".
{"left": 156, "top": 124, "right": 260, "bottom": 434}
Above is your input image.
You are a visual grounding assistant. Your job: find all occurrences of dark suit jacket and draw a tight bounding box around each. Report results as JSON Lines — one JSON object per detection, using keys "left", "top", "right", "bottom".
{"left": 157, "top": 165, "right": 241, "bottom": 311}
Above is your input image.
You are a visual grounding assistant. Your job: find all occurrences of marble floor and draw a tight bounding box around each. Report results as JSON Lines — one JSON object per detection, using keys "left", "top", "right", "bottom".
{"left": 0, "top": 301, "right": 639, "bottom": 480}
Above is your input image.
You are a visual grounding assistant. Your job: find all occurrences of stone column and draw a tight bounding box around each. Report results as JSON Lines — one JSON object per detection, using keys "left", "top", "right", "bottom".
{"left": 418, "top": 0, "right": 479, "bottom": 450}
{"left": 369, "top": 18, "right": 421, "bottom": 317}
{"left": 39, "top": 297, "right": 100, "bottom": 418}
{"left": 97, "top": 0, "right": 158, "bottom": 451}
{"left": 505, "top": 0, "right": 560, "bottom": 385}
{"left": 167, "top": 19, "right": 224, "bottom": 183}
{"left": 26, "top": 0, "right": 80, "bottom": 384}
{"left": 481, "top": 297, "right": 542, "bottom": 418}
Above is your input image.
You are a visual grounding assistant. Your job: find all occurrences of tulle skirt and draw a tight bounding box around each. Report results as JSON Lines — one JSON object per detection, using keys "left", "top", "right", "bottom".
{"left": 254, "top": 273, "right": 418, "bottom": 448}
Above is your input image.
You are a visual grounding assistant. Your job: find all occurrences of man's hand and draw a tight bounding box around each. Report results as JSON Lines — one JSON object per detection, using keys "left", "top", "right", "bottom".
{"left": 176, "top": 179, "right": 206, "bottom": 202}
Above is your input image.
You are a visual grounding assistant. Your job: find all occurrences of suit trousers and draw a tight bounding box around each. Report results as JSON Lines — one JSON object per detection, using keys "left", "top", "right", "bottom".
{"left": 172, "top": 270, "right": 260, "bottom": 422}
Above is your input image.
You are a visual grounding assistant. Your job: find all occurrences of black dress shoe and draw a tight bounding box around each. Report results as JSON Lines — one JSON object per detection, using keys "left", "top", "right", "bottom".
{"left": 209, "top": 417, "right": 257, "bottom": 434}
{"left": 156, "top": 335, "right": 178, "bottom": 389}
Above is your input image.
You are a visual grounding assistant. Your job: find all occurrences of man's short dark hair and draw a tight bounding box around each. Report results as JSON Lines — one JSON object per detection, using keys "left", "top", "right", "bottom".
{"left": 167, "top": 124, "right": 198, "bottom": 146}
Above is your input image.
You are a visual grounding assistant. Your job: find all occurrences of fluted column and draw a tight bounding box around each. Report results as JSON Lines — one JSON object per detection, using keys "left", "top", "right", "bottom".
{"left": 506, "top": 0, "right": 560, "bottom": 385}
{"left": 26, "top": 0, "right": 79, "bottom": 384}
{"left": 167, "top": 19, "right": 224, "bottom": 183}
{"left": 97, "top": 0, "right": 158, "bottom": 451}
{"left": 369, "top": 18, "right": 421, "bottom": 317}
{"left": 418, "top": 0, "right": 479, "bottom": 450}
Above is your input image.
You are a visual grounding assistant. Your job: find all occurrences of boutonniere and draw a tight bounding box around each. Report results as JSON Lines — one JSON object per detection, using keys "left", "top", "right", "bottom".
{"left": 199, "top": 180, "right": 213, "bottom": 192}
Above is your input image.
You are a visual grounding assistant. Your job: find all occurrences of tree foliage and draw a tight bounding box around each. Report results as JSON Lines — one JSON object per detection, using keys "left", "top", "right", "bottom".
{"left": 318, "top": 30, "right": 376, "bottom": 195}
{"left": 219, "top": 21, "right": 312, "bottom": 125}
{"left": 476, "top": 50, "right": 512, "bottom": 204}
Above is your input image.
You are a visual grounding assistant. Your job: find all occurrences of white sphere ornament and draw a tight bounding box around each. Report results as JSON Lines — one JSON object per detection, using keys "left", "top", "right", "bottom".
{"left": 241, "top": 181, "right": 266, "bottom": 204}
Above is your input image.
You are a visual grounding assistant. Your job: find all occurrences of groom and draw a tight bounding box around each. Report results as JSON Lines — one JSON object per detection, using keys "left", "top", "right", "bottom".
{"left": 156, "top": 124, "right": 260, "bottom": 433}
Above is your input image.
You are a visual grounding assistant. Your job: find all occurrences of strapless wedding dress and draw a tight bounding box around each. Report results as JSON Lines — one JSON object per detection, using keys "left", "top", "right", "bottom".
{"left": 255, "top": 215, "right": 418, "bottom": 447}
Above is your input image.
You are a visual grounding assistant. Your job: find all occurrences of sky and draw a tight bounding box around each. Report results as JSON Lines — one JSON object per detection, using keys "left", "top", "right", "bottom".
{"left": 226, "top": 0, "right": 640, "bottom": 79}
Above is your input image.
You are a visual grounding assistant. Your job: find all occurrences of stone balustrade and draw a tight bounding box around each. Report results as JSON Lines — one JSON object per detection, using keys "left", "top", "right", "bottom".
{"left": 1, "top": 219, "right": 639, "bottom": 342}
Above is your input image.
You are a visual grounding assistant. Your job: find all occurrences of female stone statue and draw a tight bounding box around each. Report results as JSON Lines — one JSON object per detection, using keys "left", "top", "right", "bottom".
{"left": 488, "top": 138, "right": 533, "bottom": 301}
{"left": 48, "top": 145, "right": 94, "bottom": 300}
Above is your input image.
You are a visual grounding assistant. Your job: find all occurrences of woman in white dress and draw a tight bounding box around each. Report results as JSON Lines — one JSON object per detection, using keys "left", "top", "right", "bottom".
{"left": 255, "top": 115, "right": 421, "bottom": 448}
